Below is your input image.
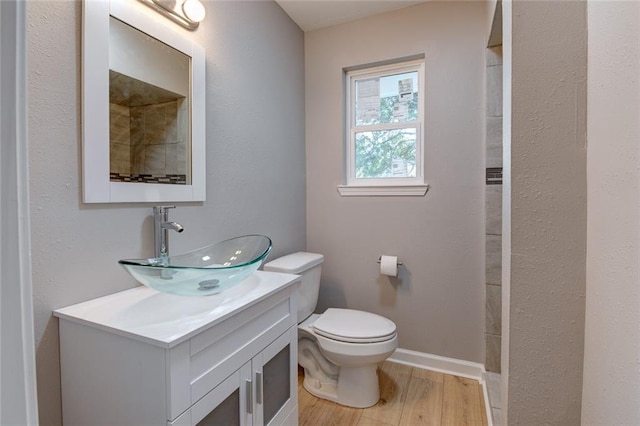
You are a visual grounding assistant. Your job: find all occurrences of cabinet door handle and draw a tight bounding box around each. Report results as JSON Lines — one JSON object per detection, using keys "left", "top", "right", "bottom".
{"left": 246, "top": 379, "right": 253, "bottom": 414}
{"left": 256, "top": 371, "right": 263, "bottom": 405}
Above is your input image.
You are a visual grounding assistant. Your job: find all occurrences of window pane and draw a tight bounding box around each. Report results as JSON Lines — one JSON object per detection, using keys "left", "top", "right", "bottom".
{"left": 355, "top": 128, "right": 416, "bottom": 179}
{"left": 354, "top": 71, "right": 418, "bottom": 126}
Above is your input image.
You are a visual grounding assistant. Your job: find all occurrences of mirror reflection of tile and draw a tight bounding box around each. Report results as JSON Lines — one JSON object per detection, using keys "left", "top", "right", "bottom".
{"left": 109, "top": 70, "right": 188, "bottom": 185}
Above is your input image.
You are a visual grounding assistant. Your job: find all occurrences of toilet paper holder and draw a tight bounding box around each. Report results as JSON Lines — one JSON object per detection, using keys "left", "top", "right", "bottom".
{"left": 377, "top": 256, "right": 403, "bottom": 266}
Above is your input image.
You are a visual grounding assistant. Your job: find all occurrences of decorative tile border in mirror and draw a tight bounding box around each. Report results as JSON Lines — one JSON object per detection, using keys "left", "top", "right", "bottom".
{"left": 110, "top": 173, "right": 187, "bottom": 185}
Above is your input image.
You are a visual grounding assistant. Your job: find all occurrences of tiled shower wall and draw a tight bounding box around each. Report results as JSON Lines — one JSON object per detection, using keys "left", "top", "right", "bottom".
{"left": 109, "top": 99, "right": 188, "bottom": 183}
{"left": 110, "top": 103, "right": 131, "bottom": 174}
{"left": 485, "top": 45, "right": 503, "bottom": 373}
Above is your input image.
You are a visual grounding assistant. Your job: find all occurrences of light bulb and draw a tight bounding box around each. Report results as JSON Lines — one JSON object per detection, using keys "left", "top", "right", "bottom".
{"left": 182, "top": 0, "right": 205, "bottom": 23}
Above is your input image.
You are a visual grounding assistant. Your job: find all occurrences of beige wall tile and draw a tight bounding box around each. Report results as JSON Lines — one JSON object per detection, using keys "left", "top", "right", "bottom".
{"left": 485, "top": 334, "right": 501, "bottom": 373}
{"left": 486, "top": 184, "right": 502, "bottom": 235}
{"left": 166, "top": 143, "right": 178, "bottom": 175}
{"left": 486, "top": 372, "right": 502, "bottom": 409}
{"left": 485, "top": 45, "right": 503, "bottom": 379}
{"left": 109, "top": 142, "right": 130, "bottom": 174}
{"left": 177, "top": 99, "right": 188, "bottom": 144}
{"left": 486, "top": 116, "right": 503, "bottom": 168}
{"left": 177, "top": 142, "right": 187, "bottom": 177}
{"left": 109, "top": 103, "right": 130, "bottom": 146}
{"left": 165, "top": 142, "right": 188, "bottom": 176}
{"left": 486, "top": 46, "right": 503, "bottom": 67}
{"left": 144, "top": 144, "right": 166, "bottom": 174}
{"left": 131, "top": 143, "right": 145, "bottom": 174}
{"left": 144, "top": 104, "right": 166, "bottom": 145}
{"left": 492, "top": 408, "right": 502, "bottom": 425}
{"left": 130, "top": 107, "right": 144, "bottom": 146}
{"left": 486, "top": 284, "right": 502, "bottom": 335}
{"left": 487, "top": 64, "right": 503, "bottom": 117}
{"left": 165, "top": 101, "right": 178, "bottom": 143}
{"left": 486, "top": 234, "right": 502, "bottom": 285}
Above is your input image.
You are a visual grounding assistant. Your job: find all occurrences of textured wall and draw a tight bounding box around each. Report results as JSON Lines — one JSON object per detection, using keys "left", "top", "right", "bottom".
{"left": 305, "top": 2, "right": 488, "bottom": 362}
{"left": 27, "top": 1, "right": 305, "bottom": 424}
{"left": 582, "top": 2, "right": 640, "bottom": 424}
{"left": 507, "top": 1, "right": 587, "bottom": 424}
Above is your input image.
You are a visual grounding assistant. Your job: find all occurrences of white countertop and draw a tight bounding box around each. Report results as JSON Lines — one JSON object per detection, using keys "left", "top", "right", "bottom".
{"left": 54, "top": 271, "right": 299, "bottom": 348}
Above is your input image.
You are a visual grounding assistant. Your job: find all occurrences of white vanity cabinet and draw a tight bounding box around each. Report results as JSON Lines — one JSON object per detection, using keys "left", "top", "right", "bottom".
{"left": 54, "top": 271, "right": 299, "bottom": 426}
{"left": 172, "top": 327, "right": 296, "bottom": 426}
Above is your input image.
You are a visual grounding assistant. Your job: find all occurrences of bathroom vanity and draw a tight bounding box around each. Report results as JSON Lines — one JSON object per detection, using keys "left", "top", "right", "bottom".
{"left": 54, "top": 271, "right": 299, "bottom": 425}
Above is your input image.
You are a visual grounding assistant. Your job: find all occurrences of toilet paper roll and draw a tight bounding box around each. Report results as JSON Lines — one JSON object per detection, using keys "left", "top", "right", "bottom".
{"left": 380, "top": 255, "right": 398, "bottom": 277}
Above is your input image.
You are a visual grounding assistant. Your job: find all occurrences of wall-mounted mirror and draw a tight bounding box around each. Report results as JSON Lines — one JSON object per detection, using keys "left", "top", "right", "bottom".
{"left": 83, "top": 0, "right": 205, "bottom": 203}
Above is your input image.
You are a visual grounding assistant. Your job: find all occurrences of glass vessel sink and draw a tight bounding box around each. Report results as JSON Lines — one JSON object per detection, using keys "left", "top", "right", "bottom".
{"left": 119, "top": 235, "right": 272, "bottom": 296}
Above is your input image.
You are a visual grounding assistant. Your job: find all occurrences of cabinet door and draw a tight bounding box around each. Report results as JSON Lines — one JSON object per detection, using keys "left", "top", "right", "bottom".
{"left": 171, "top": 362, "right": 253, "bottom": 426}
{"left": 253, "top": 327, "right": 298, "bottom": 426}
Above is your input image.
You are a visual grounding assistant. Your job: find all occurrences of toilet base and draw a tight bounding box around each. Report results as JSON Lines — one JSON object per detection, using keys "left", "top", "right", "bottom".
{"left": 302, "top": 374, "right": 338, "bottom": 403}
{"left": 302, "top": 364, "right": 381, "bottom": 408}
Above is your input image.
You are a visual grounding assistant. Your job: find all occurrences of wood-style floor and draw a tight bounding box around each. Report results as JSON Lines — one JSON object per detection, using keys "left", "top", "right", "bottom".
{"left": 298, "top": 361, "right": 488, "bottom": 426}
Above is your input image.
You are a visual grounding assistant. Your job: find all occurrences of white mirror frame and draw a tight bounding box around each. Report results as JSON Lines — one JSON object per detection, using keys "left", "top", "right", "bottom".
{"left": 82, "top": 0, "right": 205, "bottom": 203}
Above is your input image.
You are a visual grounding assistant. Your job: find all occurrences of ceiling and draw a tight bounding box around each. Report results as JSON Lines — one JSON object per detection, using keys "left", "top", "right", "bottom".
{"left": 275, "top": 1, "right": 428, "bottom": 32}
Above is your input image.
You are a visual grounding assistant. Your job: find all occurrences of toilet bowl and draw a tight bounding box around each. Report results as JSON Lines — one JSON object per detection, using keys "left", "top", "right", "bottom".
{"left": 298, "top": 309, "right": 398, "bottom": 408}
{"left": 263, "top": 252, "right": 398, "bottom": 408}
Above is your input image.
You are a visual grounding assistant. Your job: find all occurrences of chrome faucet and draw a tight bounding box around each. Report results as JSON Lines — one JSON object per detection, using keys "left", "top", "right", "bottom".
{"left": 153, "top": 206, "right": 184, "bottom": 259}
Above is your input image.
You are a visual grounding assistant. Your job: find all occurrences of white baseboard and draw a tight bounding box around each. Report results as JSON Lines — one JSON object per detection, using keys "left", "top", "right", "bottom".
{"left": 388, "top": 348, "right": 485, "bottom": 381}
{"left": 387, "top": 348, "right": 493, "bottom": 426}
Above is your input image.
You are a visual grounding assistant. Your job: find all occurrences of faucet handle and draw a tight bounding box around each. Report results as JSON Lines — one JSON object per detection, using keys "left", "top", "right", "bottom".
{"left": 153, "top": 205, "right": 177, "bottom": 214}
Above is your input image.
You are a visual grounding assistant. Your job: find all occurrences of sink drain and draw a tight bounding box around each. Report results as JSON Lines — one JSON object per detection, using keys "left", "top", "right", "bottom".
{"left": 198, "top": 279, "right": 220, "bottom": 290}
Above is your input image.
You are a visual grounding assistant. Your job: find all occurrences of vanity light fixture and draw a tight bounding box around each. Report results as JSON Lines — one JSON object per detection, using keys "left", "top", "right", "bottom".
{"left": 138, "top": 0, "right": 205, "bottom": 30}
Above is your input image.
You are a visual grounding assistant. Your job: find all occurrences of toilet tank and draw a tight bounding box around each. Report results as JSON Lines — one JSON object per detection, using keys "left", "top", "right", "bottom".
{"left": 263, "top": 252, "right": 324, "bottom": 323}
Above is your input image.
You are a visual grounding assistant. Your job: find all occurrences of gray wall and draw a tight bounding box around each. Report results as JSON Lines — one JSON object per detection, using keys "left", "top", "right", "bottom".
{"left": 305, "top": 2, "right": 488, "bottom": 362}
{"left": 506, "top": 1, "right": 587, "bottom": 424}
{"left": 27, "top": 1, "right": 305, "bottom": 424}
{"left": 582, "top": 1, "right": 640, "bottom": 423}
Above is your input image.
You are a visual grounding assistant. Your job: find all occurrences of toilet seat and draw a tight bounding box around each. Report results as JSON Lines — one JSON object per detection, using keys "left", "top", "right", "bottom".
{"left": 313, "top": 308, "right": 397, "bottom": 343}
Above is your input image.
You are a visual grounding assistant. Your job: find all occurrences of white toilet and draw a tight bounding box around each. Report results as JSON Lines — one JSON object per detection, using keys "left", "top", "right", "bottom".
{"left": 264, "top": 252, "right": 398, "bottom": 408}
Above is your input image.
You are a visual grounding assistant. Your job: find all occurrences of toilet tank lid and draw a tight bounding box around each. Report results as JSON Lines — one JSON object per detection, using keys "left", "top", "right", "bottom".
{"left": 263, "top": 252, "right": 324, "bottom": 274}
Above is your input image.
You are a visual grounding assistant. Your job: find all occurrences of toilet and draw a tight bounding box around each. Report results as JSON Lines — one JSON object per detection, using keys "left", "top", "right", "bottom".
{"left": 263, "top": 252, "right": 398, "bottom": 408}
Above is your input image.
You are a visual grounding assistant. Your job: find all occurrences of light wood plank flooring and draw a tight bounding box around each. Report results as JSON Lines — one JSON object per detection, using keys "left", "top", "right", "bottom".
{"left": 298, "top": 362, "right": 488, "bottom": 426}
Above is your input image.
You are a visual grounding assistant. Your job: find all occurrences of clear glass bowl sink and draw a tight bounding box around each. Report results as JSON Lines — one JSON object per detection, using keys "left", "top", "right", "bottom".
{"left": 119, "top": 235, "right": 272, "bottom": 296}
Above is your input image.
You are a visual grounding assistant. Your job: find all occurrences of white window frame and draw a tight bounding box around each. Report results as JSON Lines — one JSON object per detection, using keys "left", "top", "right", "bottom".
{"left": 339, "top": 59, "right": 429, "bottom": 197}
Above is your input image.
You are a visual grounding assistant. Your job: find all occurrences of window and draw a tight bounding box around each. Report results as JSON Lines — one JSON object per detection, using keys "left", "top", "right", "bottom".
{"left": 340, "top": 59, "right": 428, "bottom": 196}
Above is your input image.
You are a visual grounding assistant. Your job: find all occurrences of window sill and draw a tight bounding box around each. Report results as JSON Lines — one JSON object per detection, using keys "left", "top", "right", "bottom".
{"left": 337, "top": 184, "right": 429, "bottom": 197}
